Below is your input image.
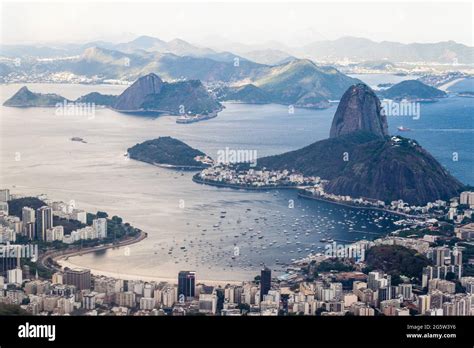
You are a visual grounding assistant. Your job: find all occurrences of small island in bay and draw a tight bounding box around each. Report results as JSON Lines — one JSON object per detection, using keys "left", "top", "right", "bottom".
{"left": 127, "top": 136, "right": 213, "bottom": 169}
{"left": 379, "top": 79, "right": 447, "bottom": 101}
{"left": 3, "top": 86, "right": 69, "bottom": 107}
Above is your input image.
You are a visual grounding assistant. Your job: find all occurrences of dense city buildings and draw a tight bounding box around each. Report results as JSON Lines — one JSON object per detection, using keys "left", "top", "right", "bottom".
{"left": 0, "top": 257, "right": 17, "bottom": 278}
{"left": 0, "top": 193, "right": 108, "bottom": 245}
{"left": 0, "top": 188, "right": 473, "bottom": 317}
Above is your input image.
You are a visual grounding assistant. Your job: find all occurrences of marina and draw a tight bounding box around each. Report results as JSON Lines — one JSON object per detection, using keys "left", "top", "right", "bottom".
{"left": 133, "top": 189, "right": 400, "bottom": 276}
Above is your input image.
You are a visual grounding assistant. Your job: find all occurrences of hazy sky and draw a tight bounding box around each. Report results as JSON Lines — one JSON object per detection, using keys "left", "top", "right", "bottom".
{"left": 1, "top": 1, "right": 472, "bottom": 47}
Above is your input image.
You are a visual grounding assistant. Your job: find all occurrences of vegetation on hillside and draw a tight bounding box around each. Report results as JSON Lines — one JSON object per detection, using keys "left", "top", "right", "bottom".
{"left": 128, "top": 136, "right": 208, "bottom": 168}
{"left": 365, "top": 245, "right": 431, "bottom": 280}
{"left": 141, "top": 80, "right": 222, "bottom": 115}
{"left": 252, "top": 59, "right": 359, "bottom": 107}
{"left": 75, "top": 92, "right": 117, "bottom": 106}
{"left": 0, "top": 303, "right": 28, "bottom": 315}
{"left": 313, "top": 259, "right": 356, "bottom": 276}
{"left": 8, "top": 197, "right": 47, "bottom": 218}
{"left": 257, "top": 131, "right": 463, "bottom": 205}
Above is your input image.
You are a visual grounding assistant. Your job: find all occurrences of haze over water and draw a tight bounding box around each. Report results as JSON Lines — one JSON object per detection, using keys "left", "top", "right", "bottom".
{"left": 0, "top": 75, "right": 472, "bottom": 282}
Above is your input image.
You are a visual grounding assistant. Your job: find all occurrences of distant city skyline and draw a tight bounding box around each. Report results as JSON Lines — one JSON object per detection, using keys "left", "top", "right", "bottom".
{"left": 0, "top": 1, "right": 472, "bottom": 47}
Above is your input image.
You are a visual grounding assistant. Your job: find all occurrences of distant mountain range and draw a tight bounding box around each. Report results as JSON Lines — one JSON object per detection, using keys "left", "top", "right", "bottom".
{"left": 218, "top": 59, "right": 360, "bottom": 108}
{"left": 1, "top": 35, "right": 471, "bottom": 110}
{"left": 1, "top": 36, "right": 472, "bottom": 82}
{"left": 218, "top": 84, "right": 273, "bottom": 105}
{"left": 30, "top": 45, "right": 267, "bottom": 83}
{"left": 295, "top": 37, "right": 474, "bottom": 64}
{"left": 74, "top": 49, "right": 361, "bottom": 107}
{"left": 2, "top": 41, "right": 362, "bottom": 107}
{"left": 238, "top": 49, "right": 296, "bottom": 65}
{"left": 0, "top": 35, "right": 237, "bottom": 62}
{"left": 253, "top": 60, "right": 359, "bottom": 106}
{"left": 257, "top": 83, "right": 463, "bottom": 205}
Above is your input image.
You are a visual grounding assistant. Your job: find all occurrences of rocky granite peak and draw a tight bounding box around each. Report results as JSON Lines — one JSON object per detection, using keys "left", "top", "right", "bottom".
{"left": 329, "top": 83, "right": 388, "bottom": 138}
{"left": 257, "top": 84, "right": 463, "bottom": 205}
{"left": 113, "top": 73, "right": 164, "bottom": 111}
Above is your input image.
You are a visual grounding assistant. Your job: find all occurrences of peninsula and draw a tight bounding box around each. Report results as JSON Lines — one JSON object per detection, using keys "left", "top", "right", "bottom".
{"left": 127, "top": 136, "right": 213, "bottom": 169}
{"left": 195, "top": 83, "right": 464, "bottom": 206}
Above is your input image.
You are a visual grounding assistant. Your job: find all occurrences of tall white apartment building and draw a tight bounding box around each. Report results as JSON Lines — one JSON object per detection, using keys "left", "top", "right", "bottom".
{"left": 0, "top": 189, "right": 10, "bottom": 202}
{"left": 93, "top": 218, "right": 107, "bottom": 239}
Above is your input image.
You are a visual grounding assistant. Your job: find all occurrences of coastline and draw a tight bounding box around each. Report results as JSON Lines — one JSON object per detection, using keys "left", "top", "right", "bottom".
{"left": 44, "top": 171, "right": 422, "bottom": 284}
{"left": 56, "top": 257, "right": 244, "bottom": 286}
{"left": 39, "top": 230, "right": 148, "bottom": 274}
{"left": 139, "top": 161, "right": 207, "bottom": 171}
{"left": 44, "top": 230, "right": 243, "bottom": 286}
{"left": 193, "top": 175, "right": 422, "bottom": 219}
{"left": 192, "top": 175, "right": 299, "bottom": 191}
{"left": 297, "top": 192, "right": 421, "bottom": 218}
